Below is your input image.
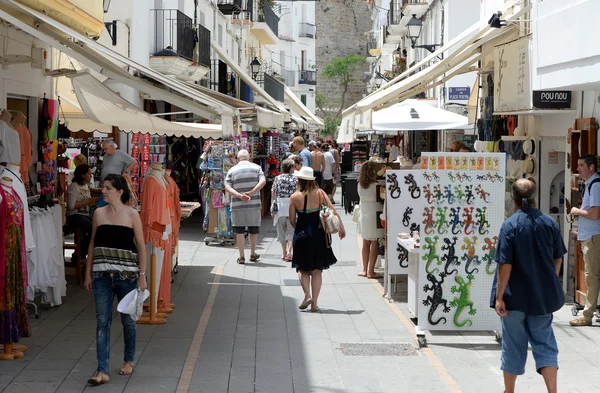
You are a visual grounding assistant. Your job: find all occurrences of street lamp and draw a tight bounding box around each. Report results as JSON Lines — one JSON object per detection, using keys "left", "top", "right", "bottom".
{"left": 374, "top": 73, "right": 383, "bottom": 89}
{"left": 406, "top": 14, "right": 441, "bottom": 53}
{"left": 250, "top": 57, "right": 261, "bottom": 80}
{"left": 103, "top": 0, "right": 111, "bottom": 13}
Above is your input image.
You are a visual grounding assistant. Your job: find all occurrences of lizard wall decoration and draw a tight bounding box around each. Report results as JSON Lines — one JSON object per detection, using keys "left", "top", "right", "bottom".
{"left": 482, "top": 236, "right": 498, "bottom": 275}
{"left": 476, "top": 207, "right": 491, "bottom": 235}
{"left": 464, "top": 185, "right": 475, "bottom": 205}
{"left": 422, "top": 272, "right": 451, "bottom": 325}
{"left": 449, "top": 207, "right": 463, "bottom": 235}
{"left": 456, "top": 172, "right": 465, "bottom": 182}
{"left": 462, "top": 207, "right": 475, "bottom": 235}
{"left": 423, "top": 184, "right": 435, "bottom": 204}
{"left": 423, "top": 172, "right": 433, "bottom": 182}
{"left": 404, "top": 174, "right": 421, "bottom": 198}
{"left": 397, "top": 243, "right": 409, "bottom": 268}
{"left": 475, "top": 185, "right": 491, "bottom": 203}
{"left": 450, "top": 274, "right": 476, "bottom": 327}
{"left": 433, "top": 184, "right": 444, "bottom": 204}
{"left": 443, "top": 185, "right": 456, "bottom": 204}
{"left": 447, "top": 172, "right": 456, "bottom": 183}
{"left": 435, "top": 206, "right": 449, "bottom": 234}
{"left": 422, "top": 236, "right": 442, "bottom": 274}
{"left": 461, "top": 236, "right": 481, "bottom": 274}
{"left": 423, "top": 207, "right": 436, "bottom": 235}
{"left": 441, "top": 236, "right": 460, "bottom": 275}
{"left": 402, "top": 206, "right": 413, "bottom": 227}
{"left": 462, "top": 172, "right": 473, "bottom": 182}
{"left": 431, "top": 172, "right": 440, "bottom": 182}
{"left": 386, "top": 173, "right": 401, "bottom": 199}
{"left": 454, "top": 185, "right": 465, "bottom": 203}
{"left": 410, "top": 223, "right": 420, "bottom": 235}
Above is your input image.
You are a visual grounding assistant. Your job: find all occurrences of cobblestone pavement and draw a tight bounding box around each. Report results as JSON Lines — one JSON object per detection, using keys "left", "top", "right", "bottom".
{"left": 1, "top": 194, "right": 599, "bottom": 393}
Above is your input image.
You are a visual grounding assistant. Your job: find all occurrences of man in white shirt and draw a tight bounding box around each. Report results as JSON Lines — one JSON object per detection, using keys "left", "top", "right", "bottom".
{"left": 322, "top": 144, "right": 336, "bottom": 202}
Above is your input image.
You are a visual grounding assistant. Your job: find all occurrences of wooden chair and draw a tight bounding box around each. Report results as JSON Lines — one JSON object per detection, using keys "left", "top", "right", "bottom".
{"left": 63, "top": 225, "right": 83, "bottom": 284}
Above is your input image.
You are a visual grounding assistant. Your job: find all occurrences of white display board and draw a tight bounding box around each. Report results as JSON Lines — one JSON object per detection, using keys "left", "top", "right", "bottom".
{"left": 386, "top": 169, "right": 423, "bottom": 275}
{"left": 417, "top": 153, "right": 504, "bottom": 331}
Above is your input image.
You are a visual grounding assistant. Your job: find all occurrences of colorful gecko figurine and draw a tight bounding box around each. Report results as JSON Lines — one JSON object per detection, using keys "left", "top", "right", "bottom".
{"left": 447, "top": 172, "right": 456, "bottom": 183}
{"left": 423, "top": 184, "right": 435, "bottom": 204}
{"left": 450, "top": 274, "right": 476, "bottom": 327}
{"left": 433, "top": 184, "right": 444, "bottom": 204}
{"left": 435, "top": 207, "right": 449, "bottom": 234}
{"left": 456, "top": 172, "right": 465, "bottom": 182}
{"left": 441, "top": 236, "right": 460, "bottom": 275}
{"left": 462, "top": 172, "right": 473, "bottom": 182}
{"left": 422, "top": 272, "right": 451, "bottom": 325}
{"left": 475, "top": 185, "right": 491, "bottom": 203}
{"left": 476, "top": 207, "right": 491, "bottom": 235}
{"left": 386, "top": 173, "right": 401, "bottom": 199}
{"left": 462, "top": 207, "right": 475, "bottom": 235}
{"left": 450, "top": 207, "right": 463, "bottom": 235}
{"left": 423, "top": 207, "right": 436, "bottom": 235}
{"left": 422, "top": 236, "right": 442, "bottom": 274}
{"left": 464, "top": 185, "right": 475, "bottom": 205}
{"left": 454, "top": 185, "right": 465, "bottom": 202}
{"left": 461, "top": 236, "right": 481, "bottom": 274}
{"left": 402, "top": 206, "right": 413, "bottom": 227}
{"left": 432, "top": 172, "right": 441, "bottom": 182}
{"left": 444, "top": 185, "right": 455, "bottom": 204}
{"left": 404, "top": 174, "right": 421, "bottom": 198}
{"left": 482, "top": 236, "right": 498, "bottom": 275}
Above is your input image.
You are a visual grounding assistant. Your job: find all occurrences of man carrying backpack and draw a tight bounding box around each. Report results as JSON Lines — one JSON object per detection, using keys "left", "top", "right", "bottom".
{"left": 570, "top": 154, "right": 600, "bottom": 326}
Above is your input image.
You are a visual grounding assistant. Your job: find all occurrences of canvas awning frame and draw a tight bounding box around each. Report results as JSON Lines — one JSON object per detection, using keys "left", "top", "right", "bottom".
{"left": 283, "top": 86, "right": 324, "bottom": 127}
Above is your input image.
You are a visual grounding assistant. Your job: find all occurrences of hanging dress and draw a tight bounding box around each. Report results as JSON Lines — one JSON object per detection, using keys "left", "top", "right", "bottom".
{"left": 291, "top": 194, "right": 337, "bottom": 272}
{"left": 0, "top": 184, "right": 30, "bottom": 344}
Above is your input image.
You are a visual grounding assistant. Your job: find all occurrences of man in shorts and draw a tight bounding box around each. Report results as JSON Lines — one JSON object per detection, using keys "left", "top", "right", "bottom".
{"left": 308, "top": 140, "right": 324, "bottom": 187}
{"left": 321, "top": 144, "right": 336, "bottom": 202}
{"left": 491, "top": 178, "right": 565, "bottom": 393}
{"left": 224, "top": 150, "right": 266, "bottom": 264}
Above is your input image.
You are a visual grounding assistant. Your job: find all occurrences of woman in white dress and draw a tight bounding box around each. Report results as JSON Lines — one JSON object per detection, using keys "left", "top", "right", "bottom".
{"left": 357, "top": 161, "right": 384, "bottom": 278}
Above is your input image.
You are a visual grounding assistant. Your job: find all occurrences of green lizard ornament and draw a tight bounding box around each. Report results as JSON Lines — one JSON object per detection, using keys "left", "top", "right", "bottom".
{"left": 449, "top": 274, "right": 476, "bottom": 327}
{"left": 422, "top": 236, "right": 442, "bottom": 274}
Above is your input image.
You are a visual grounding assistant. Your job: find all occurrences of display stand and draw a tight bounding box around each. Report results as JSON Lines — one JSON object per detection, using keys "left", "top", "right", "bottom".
{"left": 137, "top": 252, "right": 166, "bottom": 325}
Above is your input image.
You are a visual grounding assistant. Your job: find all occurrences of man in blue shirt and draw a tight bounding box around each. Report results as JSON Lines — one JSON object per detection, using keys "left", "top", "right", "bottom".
{"left": 570, "top": 154, "right": 600, "bottom": 326}
{"left": 293, "top": 136, "right": 312, "bottom": 167}
{"left": 491, "top": 178, "right": 565, "bottom": 393}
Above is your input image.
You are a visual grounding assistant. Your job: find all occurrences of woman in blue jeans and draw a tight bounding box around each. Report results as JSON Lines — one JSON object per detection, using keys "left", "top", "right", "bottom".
{"left": 84, "top": 174, "right": 147, "bottom": 385}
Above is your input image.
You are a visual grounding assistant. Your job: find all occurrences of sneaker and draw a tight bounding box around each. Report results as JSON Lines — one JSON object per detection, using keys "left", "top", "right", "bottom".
{"left": 570, "top": 317, "right": 592, "bottom": 326}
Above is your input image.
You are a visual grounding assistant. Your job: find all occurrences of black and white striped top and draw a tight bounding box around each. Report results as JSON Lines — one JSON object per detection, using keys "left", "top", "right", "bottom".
{"left": 92, "top": 225, "right": 138, "bottom": 272}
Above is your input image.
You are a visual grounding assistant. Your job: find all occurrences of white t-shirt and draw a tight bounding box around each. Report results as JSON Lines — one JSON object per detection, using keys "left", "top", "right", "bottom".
{"left": 323, "top": 151, "right": 335, "bottom": 180}
{"left": 0, "top": 121, "right": 21, "bottom": 164}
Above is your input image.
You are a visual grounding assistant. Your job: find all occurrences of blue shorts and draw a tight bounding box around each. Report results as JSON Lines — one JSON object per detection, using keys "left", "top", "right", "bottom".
{"left": 501, "top": 310, "right": 559, "bottom": 375}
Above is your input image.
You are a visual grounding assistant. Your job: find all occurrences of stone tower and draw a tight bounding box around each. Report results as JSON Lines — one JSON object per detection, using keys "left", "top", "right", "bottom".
{"left": 316, "top": 0, "right": 372, "bottom": 118}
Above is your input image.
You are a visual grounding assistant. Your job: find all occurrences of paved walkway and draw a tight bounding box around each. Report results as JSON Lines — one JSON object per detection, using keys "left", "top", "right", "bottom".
{"left": 2, "top": 193, "right": 600, "bottom": 393}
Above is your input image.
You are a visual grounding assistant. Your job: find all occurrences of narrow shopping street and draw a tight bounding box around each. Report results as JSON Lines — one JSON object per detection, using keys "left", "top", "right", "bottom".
{"left": 0, "top": 195, "right": 599, "bottom": 393}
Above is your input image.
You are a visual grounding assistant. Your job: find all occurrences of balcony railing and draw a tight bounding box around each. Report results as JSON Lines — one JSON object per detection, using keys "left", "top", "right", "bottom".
{"left": 299, "top": 22, "right": 316, "bottom": 39}
{"left": 264, "top": 73, "right": 284, "bottom": 102}
{"left": 388, "top": 0, "right": 401, "bottom": 25}
{"left": 281, "top": 67, "right": 296, "bottom": 87}
{"left": 366, "top": 31, "right": 380, "bottom": 55}
{"left": 150, "top": 9, "right": 195, "bottom": 61}
{"left": 197, "top": 24, "right": 211, "bottom": 68}
{"left": 299, "top": 70, "right": 316, "bottom": 85}
{"left": 217, "top": 0, "right": 243, "bottom": 15}
{"left": 258, "top": 0, "right": 279, "bottom": 38}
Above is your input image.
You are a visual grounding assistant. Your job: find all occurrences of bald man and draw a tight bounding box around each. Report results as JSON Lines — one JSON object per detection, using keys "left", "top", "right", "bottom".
{"left": 309, "top": 141, "right": 325, "bottom": 187}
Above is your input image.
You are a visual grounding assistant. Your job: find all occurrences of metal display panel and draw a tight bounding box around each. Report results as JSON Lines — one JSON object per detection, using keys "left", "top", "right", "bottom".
{"left": 417, "top": 153, "right": 504, "bottom": 331}
{"left": 386, "top": 169, "right": 423, "bottom": 275}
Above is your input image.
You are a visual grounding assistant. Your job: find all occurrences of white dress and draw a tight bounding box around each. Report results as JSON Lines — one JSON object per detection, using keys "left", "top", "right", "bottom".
{"left": 357, "top": 182, "right": 384, "bottom": 241}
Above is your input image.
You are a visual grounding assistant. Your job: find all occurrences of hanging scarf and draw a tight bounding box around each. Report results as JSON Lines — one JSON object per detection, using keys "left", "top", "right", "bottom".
{"left": 0, "top": 184, "right": 7, "bottom": 295}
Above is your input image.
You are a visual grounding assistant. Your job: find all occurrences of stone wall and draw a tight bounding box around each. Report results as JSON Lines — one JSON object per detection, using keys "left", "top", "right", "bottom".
{"left": 316, "top": 0, "right": 372, "bottom": 117}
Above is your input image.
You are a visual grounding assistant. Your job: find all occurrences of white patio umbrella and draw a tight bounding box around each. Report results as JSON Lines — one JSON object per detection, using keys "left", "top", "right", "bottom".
{"left": 372, "top": 99, "right": 469, "bottom": 131}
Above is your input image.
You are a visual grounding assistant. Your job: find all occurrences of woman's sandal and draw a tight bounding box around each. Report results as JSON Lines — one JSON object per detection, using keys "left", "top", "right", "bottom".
{"left": 88, "top": 372, "right": 110, "bottom": 385}
{"left": 310, "top": 306, "right": 320, "bottom": 313}
{"left": 237, "top": 257, "right": 245, "bottom": 264}
{"left": 299, "top": 299, "right": 313, "bottom": 310}
{"left": 250, "top": 254, "right": 260, "bottom": 262}
{"left": 119, "top": 361, "right": 134, "bottom": 376}
{"left": 367, "top": 273, "right": 383, "bottom": 279}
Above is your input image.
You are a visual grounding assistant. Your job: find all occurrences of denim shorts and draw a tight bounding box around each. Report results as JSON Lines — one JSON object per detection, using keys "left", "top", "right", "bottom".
{"left": 501, "top": 310, "right": 559, "bottom": 375}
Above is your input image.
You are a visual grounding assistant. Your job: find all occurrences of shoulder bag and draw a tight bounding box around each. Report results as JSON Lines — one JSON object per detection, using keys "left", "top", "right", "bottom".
{"left": 319, "top": 190, "right": 341, "bottom": 234}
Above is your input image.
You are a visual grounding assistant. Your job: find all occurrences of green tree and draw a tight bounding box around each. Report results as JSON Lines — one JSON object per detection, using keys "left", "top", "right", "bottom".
{"left": 320, "top": 54, "right": 366, "bottom": 118}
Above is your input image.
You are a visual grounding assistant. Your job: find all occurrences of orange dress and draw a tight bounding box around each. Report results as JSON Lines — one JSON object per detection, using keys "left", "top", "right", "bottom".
{"left": 157, "top": 175, "right": 181, "bottom": 309}
{"left": 165, "top": 175, "right": 182, "bottom": 255}
{"left": 140, "top": 176, "right": 170, "bottom": 249}
{"left": 14, "top": 126, "right": 32, "bottom": 184}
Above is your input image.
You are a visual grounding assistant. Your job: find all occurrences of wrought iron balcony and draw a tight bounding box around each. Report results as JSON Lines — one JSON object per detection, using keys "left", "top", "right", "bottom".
{"left": 263, "top": 73, "right": 284, "bottom": 102}
{"left": 388, "top": 0, "right": 401, "bottom": 25}
{"left": 259, "top": 0, "right": 279, "bottom": 38}
{"left": 197, "top": 24, "right": 211, "bottom": 68}
{"left": 366, "top": 31, "right": 380, "bottom": 56}
{"left": 217, "top": 0, "right": 243, "bottom": 15}
{"left": 150, "top": 9, "right": 195, "bottom": 61}
{"left": 298, "top": 70, "right": 316, "bottom": 85}
{"left": 299, "top": 23, "right": 316, "bottom": 39}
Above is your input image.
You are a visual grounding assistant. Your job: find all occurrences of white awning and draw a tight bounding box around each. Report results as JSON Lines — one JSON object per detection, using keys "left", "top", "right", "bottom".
{"left": 345, "top": 0, "right": 529, "bottom": 115}
{"left": 283, "top": 86, "right": 324, "bottom": 127}
{"left": 372, "top": 100, "right": 469, "bottom": 131}
{"left": 256, "top": 107, "right": 284, "bottom": 129}
{"left": 211, "top": 41, "right": 290, "bottom": 122}
{"left": 0, "top": 0, "right": 236, "bottom": 122}
{"left": 69, "top": 72, "right": 221, "bottom": 138}
{"left": 336, "top": 109, "right": 356, "bottom": 144}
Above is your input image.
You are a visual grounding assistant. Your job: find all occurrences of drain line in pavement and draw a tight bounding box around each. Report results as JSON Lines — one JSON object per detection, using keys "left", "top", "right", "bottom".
{"left": 176, "top": 265, "right": 224, "bottom": 393}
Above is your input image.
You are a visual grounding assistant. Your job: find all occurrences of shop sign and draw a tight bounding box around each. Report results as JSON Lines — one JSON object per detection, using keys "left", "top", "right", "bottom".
{"left": 533, "top": 90, "right": 572, "bottom": 109}
{"left": 494, "top": 37, "right": 532, "bottom": 112}
{"left": 449, "top": 87, "right": 471, "bottom": 101}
